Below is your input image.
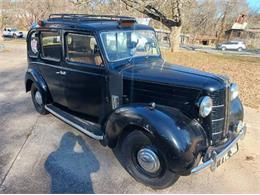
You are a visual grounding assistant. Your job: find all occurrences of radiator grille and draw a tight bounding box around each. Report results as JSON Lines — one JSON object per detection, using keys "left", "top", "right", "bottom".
{"left": 209, "top": 88, "right": 229, "bottom": 143}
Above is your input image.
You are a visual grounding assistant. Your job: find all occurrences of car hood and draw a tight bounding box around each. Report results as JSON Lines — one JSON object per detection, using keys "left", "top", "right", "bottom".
{"left": 119, "top": 59, "right": 227, "bottom": 92}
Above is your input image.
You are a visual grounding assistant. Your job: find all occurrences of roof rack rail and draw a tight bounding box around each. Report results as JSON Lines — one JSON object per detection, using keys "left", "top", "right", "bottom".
{"left": 48, "top": 14, "right": 136, "bottom": 22}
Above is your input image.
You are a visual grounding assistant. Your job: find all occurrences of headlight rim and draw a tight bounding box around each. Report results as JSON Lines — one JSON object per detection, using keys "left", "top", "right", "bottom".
{"left": 198, "top": 96, "right": 213, "bottom": 118}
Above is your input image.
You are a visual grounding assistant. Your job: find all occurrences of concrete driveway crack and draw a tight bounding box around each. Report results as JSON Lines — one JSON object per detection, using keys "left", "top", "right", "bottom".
{"left": 0, "top": 115, "right": 41, "bottom": 189}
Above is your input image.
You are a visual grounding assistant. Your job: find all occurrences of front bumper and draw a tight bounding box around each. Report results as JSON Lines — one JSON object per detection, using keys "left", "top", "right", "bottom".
{"left": 191, "top": 122, "right": 246, "bottom": 174}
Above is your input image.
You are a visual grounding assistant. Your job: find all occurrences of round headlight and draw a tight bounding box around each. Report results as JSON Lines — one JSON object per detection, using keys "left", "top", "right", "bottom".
{"left": 198, "top": 96, "right": 213, "bottom": 118}
{"left": 230, "top": 83, "right": 239, "bottom": 100}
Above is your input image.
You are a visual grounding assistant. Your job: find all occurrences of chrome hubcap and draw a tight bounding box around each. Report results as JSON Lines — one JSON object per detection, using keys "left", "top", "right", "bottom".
{"left": 35, "top": 91, "right": 43, "bottom": 105}
{"left": 137, "top": 148, "right": 160, "bottom": 173}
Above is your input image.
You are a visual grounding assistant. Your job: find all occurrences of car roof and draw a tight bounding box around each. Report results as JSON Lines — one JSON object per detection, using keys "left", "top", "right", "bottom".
{"left": 32, "top": 14, "right": 154, "bottom": 32}
{"left": 230, "top": 41, "right": 244, "bottom": 43}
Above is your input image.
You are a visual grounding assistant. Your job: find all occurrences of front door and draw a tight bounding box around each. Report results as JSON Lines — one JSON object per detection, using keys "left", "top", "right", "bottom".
{"left": 63, "top": 32, "right": 107, "bottom": 120}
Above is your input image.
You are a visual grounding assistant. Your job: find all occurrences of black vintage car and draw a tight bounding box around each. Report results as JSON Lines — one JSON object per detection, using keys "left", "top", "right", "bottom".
{"left": 25, "top": 14, "right": 246, "bottom": 189}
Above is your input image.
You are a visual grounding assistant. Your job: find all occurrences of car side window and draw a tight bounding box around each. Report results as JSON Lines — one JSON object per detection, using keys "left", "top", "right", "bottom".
{"left": 65, "top": 33, "right": 103, "bottom": 66}
{"left": 29, "top": 32, "right": 39, "bottom": 58}
{"left": 41, "top": 31, "right": 62, "bottom": 61}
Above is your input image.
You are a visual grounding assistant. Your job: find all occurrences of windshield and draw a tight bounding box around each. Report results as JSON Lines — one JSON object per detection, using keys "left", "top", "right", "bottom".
{"left": 100, "top": 30, "right": 160, "bottom": 62}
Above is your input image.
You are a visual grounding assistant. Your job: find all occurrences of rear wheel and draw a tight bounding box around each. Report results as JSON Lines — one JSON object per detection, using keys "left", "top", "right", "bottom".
{"left": 115, "top": 130, "right": 179, "bottom": 189}
{"left": 31, "top": 84, "right": 48, "bottom": 115}
{"left": 221, "top": 47, "right": 226, "bottom": 51}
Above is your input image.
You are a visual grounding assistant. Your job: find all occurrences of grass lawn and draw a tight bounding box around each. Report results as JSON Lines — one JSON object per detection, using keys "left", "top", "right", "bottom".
{"left": 163, "top": 50, "right": 260, "bottom": 109}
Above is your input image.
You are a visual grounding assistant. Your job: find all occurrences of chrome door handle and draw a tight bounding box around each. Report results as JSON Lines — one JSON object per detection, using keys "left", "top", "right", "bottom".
{"left": 56, "top": 71, "right": 66, "bottom": 75}
{"left": 60, "top": 71, "right": 66, "bottom": 75}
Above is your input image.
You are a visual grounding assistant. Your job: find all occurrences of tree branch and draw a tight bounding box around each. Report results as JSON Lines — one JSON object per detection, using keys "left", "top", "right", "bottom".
{"left": 122, "top": 0, "right": 181, "bottom": 28}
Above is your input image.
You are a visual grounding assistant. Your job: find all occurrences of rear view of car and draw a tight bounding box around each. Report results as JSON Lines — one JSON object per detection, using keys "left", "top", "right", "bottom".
{"left": 217, "top": 41, "right": 246, "bottom": 52}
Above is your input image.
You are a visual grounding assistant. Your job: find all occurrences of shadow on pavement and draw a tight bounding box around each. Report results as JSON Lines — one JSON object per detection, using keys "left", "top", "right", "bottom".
{"left": 45, "top": 132, "right": 99, "bottom": 194}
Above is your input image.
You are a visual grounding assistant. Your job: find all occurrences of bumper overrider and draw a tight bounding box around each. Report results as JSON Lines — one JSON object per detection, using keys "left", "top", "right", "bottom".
{"left": 191, "top": 121, "right": 247, "bottom": 174}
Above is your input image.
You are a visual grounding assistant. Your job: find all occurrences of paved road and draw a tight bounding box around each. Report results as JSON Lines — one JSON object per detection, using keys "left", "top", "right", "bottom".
{"left": 0, "top": 42, "right": 260, "bottom": 193}
{"left": 181, "top": 44, "right": 260, "bottom": 58}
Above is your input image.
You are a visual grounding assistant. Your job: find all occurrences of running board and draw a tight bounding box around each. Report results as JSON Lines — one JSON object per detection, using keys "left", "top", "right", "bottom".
{"left": 45, "top": 104, "right": 104, "bottom": 140}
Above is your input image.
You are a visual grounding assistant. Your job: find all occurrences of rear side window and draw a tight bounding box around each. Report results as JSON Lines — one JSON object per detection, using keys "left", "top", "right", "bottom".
{"left": 65, "top": 33, "right": 102, "bottom": 66}
{"left": 41, "top": 31, "right": 62, "bottom": 61}
{"left": 29, "top": 32, "right": 39, "bottom": 57}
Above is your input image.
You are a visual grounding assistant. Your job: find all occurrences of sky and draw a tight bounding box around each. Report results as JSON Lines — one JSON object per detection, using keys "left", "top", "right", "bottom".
{"left": 247, "top": 0, "right": 260, "bottom": 10}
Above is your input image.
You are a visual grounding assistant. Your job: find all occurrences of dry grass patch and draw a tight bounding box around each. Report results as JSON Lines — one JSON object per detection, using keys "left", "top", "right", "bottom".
{"left": 162, "top": 50, "right": 260, "bottom": 109}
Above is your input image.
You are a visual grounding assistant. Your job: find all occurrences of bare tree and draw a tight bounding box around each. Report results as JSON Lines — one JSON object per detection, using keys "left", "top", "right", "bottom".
{"left": 121, "top": 0, "right": 187, "bottom": 51}
{"left": 215, "top": 0, "right": 249, "bottom": 44}
{"left": 183, "top": 0, "right": 217, "bottom": 36}
{"left": 0, "top": 0, "right": 14, "bottom": 39}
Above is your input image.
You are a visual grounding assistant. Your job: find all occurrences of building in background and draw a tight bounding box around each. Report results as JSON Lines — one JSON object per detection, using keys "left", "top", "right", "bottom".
{"left": 225, "top": 14, "right": 260, "bottom": 49}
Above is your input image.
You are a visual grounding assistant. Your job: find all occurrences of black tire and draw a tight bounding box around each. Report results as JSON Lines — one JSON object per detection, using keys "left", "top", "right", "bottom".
{"left": 238, "top": 47, "right": 243, "bottom": 52}
{"left": 221, "top": 47, "right": 226, "bottom": 51}
{"left": 114, "top": 130, "right": 179, "bottom": 189}
{"left": 31, "top": 84, "right": 48, "bottom": 115}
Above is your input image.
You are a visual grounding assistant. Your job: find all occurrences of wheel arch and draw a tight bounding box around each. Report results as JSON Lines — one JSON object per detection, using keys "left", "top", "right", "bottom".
{"left": 25, "top": 68, "right": 52, "bottom": 103}
{"left": 104, "top": 104, "right": 208, "bottom": 175}
{"left": 26, "top": 79, "right": 33, "bottom": 92}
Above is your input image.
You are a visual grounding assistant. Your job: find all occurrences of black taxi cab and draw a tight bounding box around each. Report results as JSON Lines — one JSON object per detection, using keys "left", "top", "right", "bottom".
{"left": 25, "top": 14, "right": 246, "bottom": 189}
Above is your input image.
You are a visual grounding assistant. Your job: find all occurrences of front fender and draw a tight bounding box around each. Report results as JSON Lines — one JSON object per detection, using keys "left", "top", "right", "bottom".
{"left": 105, "top": 104, "right": 207, "bottom": 175}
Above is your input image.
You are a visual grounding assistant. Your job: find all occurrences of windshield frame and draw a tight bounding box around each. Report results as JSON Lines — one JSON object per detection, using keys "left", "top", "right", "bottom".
{"left": 99, "top": 29, "right": 161, "bottom": 63}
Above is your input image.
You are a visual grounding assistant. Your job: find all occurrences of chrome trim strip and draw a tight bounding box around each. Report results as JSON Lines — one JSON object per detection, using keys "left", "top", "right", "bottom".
{"left": 212, "top": 131, "right": 223, "bottom": 135}
{"left": 191, "top": 123, "right": 246, "bottom": 174}
{"left": 45, "top": 105, "right": 104, "bottom": 140}
{"left": 212, "top": 118, "right": 224, "bottom": 122}
{"left": 212, "top": 104, "right": 224, "bottom": 108}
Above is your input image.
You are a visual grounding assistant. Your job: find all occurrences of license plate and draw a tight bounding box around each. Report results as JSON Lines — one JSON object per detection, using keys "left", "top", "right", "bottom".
{"left": 216, "top": 144, "right": 239, "bottom": 168}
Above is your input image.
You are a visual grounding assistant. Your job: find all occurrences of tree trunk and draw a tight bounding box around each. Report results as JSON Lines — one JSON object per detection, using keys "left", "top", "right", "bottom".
{"left": 170, "top": 26, "right": 182, "bottom": 52}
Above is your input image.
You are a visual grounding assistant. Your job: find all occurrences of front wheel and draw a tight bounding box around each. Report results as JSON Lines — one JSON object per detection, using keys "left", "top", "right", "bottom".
{"left": 238, "top": 47, "right": 243, "bottom": 52}
{"left": 115, "top": 130, "right": 179, "bottom": 189}
{"left": 31, "top": 84, "right": 48, "bottom": 115}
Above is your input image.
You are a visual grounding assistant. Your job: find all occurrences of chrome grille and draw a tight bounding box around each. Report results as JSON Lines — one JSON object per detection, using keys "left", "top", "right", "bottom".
{"left": 209, "top": 88, "right": 228, "bottom": 143}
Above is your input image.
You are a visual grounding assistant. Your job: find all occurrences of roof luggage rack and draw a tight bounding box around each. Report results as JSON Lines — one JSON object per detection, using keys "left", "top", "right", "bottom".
{"left": 48, "top": 14, "right": 136, "bottom": 23}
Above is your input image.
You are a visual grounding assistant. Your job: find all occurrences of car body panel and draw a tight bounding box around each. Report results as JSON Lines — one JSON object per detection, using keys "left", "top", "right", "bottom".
{"left": 218, "top": 41, "right": 246, "bottom": 50}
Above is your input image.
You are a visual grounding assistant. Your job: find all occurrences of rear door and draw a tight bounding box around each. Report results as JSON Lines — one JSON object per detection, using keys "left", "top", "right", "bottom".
{"left": 37, "top": 30, "right": 66, "bottom": 106}
{"left": 63, "top": 32, "right": 107, "bottom": 120}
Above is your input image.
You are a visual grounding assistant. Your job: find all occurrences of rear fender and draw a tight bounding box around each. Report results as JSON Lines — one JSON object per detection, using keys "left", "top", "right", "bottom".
{"left": 105, "top": 104, "right": 207, "bottom": 175}
{"left": 25, "top": 68, "right": 51, "bottom": 103}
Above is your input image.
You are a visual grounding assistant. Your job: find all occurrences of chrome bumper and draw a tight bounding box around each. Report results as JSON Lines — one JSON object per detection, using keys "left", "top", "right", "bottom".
{"left": 191, "top": 122, "right": 247, "bottom": 174}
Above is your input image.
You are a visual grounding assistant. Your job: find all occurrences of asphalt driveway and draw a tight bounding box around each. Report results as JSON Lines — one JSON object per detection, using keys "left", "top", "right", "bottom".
{"left": 0, "top": 42, "right": 260, "bottom": 193}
